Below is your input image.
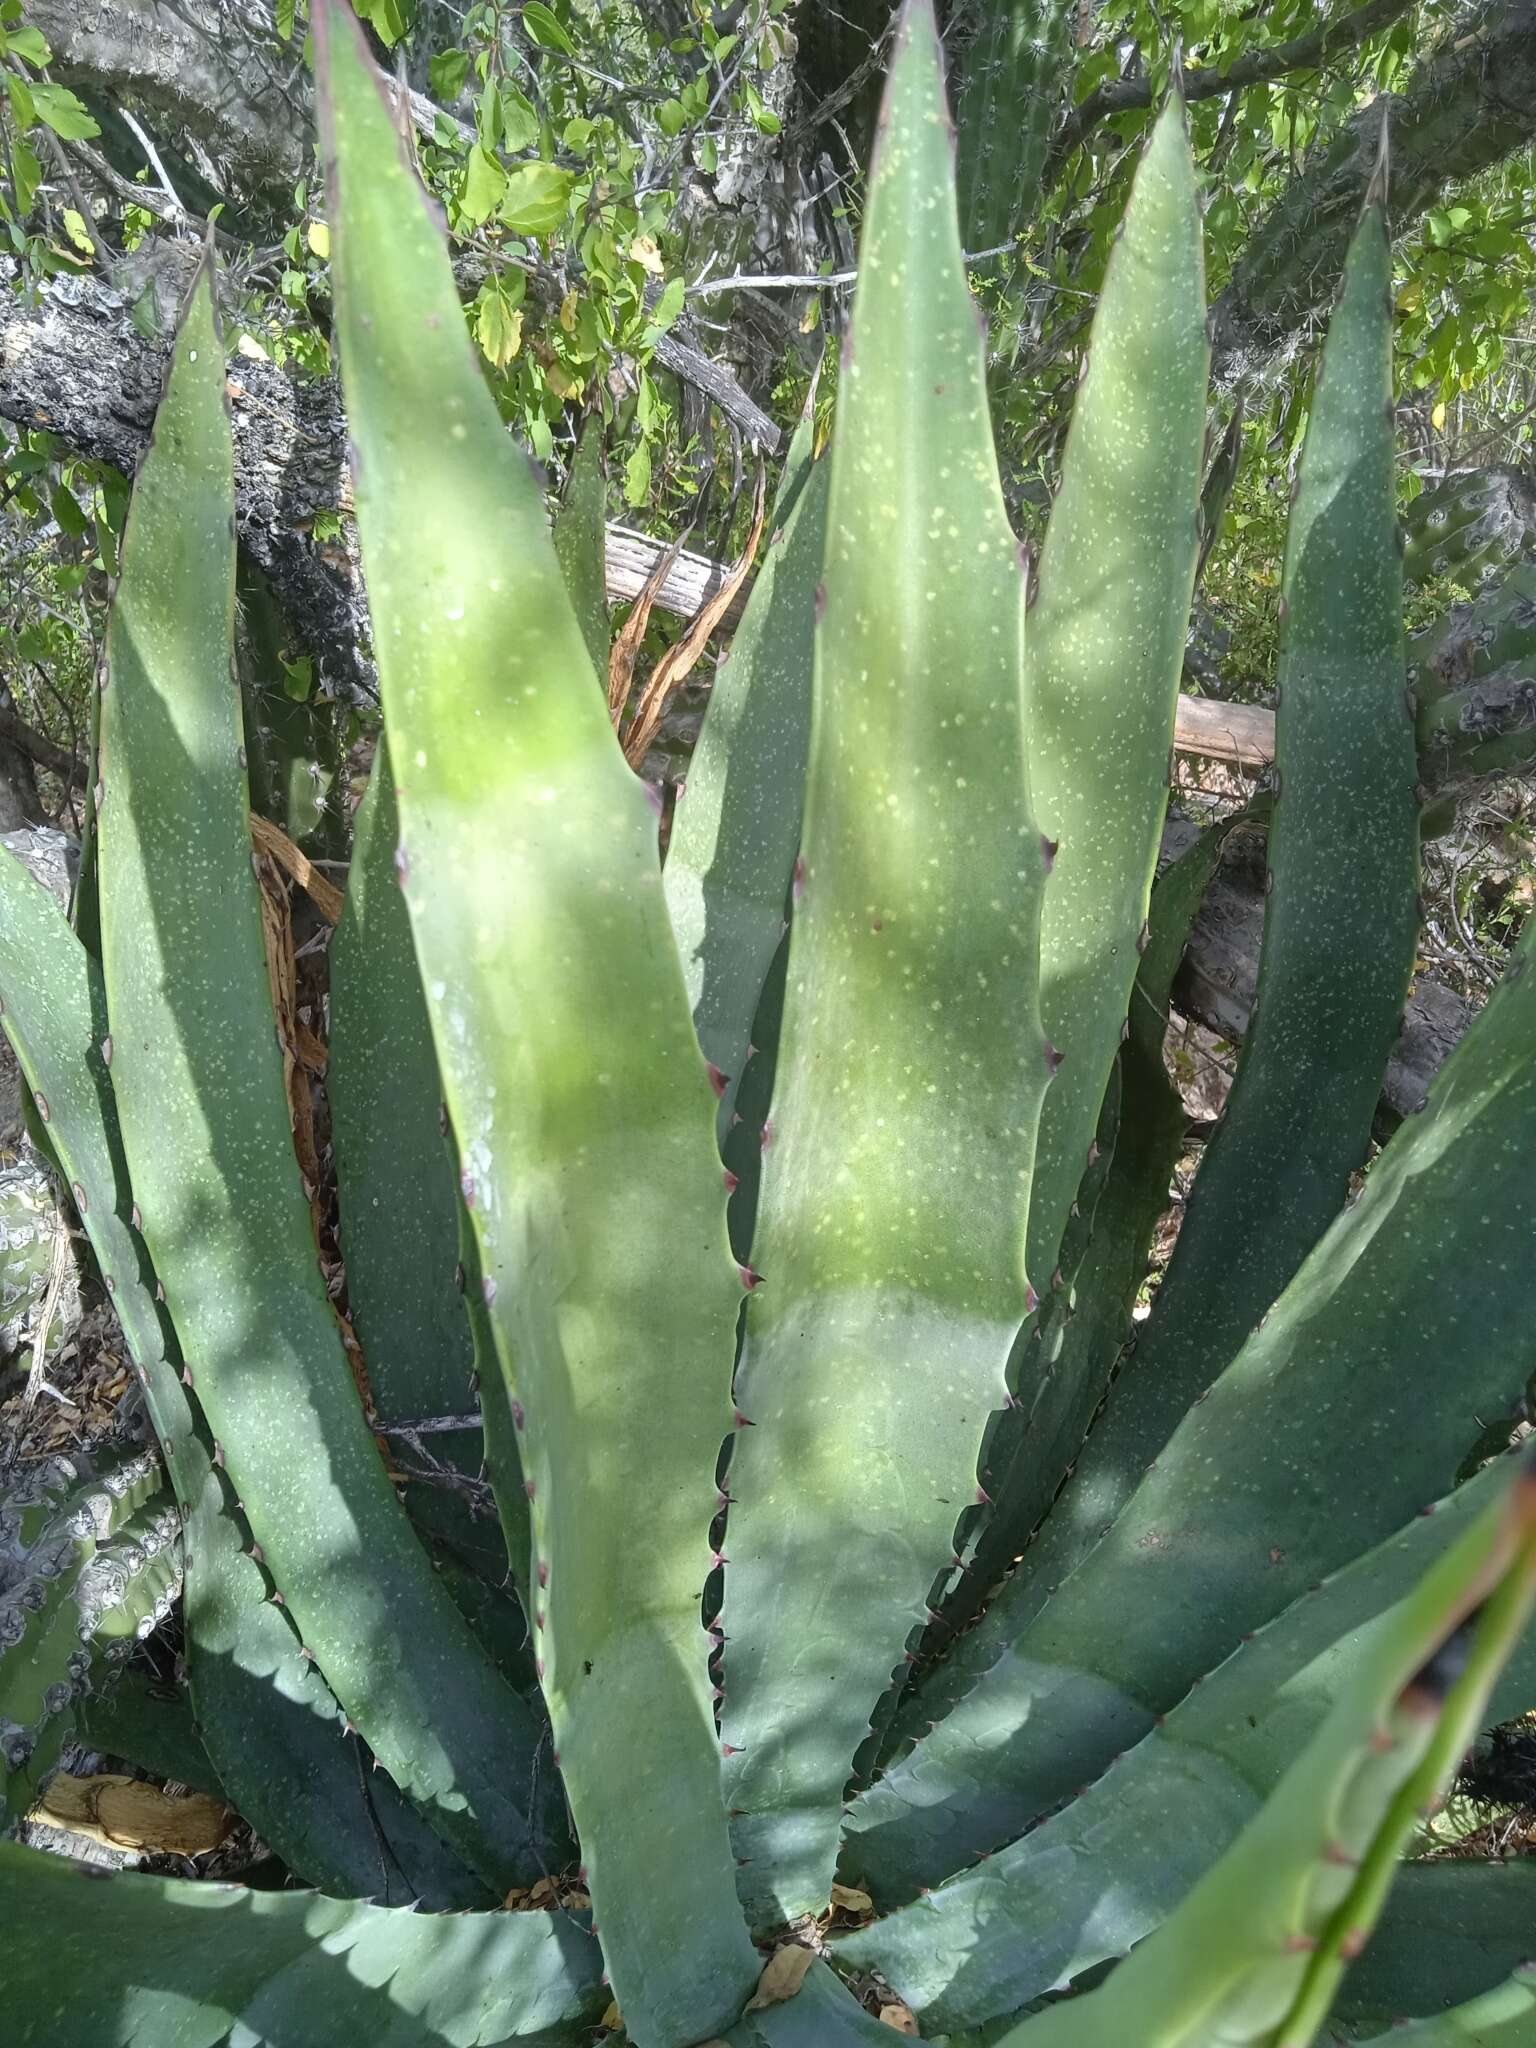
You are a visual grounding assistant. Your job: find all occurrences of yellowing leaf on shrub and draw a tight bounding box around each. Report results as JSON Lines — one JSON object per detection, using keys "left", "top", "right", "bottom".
{"left": 630, "top": 233, "right": 664, "bottom": 276}
{"left": 544, "top": 359, "right": 584, "bottom": 400}
{"left": 500, "top": 162, "right": 574, "bottom": 237}
{"left": 306, "top": 220, "right": 331, "bottom": 260}
{"left": 60, "top": 208, "right": 95, "bottom": 256}
{"left": 559, "top": 289, "right": 579, "bottom": 334}
{"left": 474, "top": 283, "right": 523, "bottom": 370}
{"left": 1431, "top": 399, "right": 1448, "bottom": 431}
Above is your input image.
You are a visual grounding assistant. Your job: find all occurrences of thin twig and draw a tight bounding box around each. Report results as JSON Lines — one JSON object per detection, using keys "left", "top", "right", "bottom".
{"left": 687, "top": 243, "right": 1015, "bottom": 298}
{"left": 117, "top": 108, "right": 188, "bottom": 217}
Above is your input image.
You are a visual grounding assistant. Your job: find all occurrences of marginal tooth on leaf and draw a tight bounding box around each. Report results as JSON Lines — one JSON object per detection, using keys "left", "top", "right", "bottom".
{"left": 706, "top": 1062, "right": 729, "bottom": 1098}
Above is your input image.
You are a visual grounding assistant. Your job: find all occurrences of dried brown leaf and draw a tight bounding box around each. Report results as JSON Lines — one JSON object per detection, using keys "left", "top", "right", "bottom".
{"left": 746, "top": 1942, "right": 816, "bottom": 2010}
{"left": 622, "top": 462, "right": 767, "bottom": 770}
{"left": 607, "top": 527, "right": 688, "bottom": 723}
{"left": 33, "top": 1773, "right": 231, "bottom": 1856}
{"left": 248, "top": 810, "right": 345, "bottom": 924}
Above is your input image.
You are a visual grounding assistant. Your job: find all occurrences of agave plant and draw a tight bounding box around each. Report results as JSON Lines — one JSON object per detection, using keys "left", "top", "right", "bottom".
{"left": 3, "top": 4, "right": 1536, "bottom": 2044}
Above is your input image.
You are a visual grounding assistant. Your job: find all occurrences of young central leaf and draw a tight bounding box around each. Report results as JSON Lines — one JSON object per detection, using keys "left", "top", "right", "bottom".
{"left": 719, "top": 0, "right": 1051, "bottom": 1928}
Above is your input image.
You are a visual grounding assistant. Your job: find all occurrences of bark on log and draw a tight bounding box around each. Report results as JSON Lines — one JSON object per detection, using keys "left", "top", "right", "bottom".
{"left": 0, "top": 260, "right": 371, "bottom": 698}
{"left": 1209, "top": 0, "right": 1536, "bottom": 389}
{"left": 0, "top": 265, "right": 783, "bottom": 701}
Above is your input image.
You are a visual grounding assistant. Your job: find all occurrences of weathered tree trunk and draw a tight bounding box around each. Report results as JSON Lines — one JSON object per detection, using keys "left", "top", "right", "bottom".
{"left": 26, "top": 0, "right": 306, "bottom": 211}
{"left": 0, "top": 686, "right": 42, "bottom": 831}
{"left": 0, "top": 260, "right": 371, "bottom": 698}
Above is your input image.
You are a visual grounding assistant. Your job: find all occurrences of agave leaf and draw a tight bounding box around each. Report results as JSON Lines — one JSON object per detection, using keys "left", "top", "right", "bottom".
{"left": 0, "top": 846, "right": 490, "bottom": 1904}
{"left": 987, "top": 1453, "right": 1536, "bottom": 2046}
{"left": 330, "top": 745, "right": 538, "bottom": 1618}
{"left": 1022, "top": 92, "right": 1207, "bottom": 1324}
{"left": 452, "top": 1163, "right": 534, "bottom": 1602}
{"left": 0, "top": 1838, "right": 604, "bottom": 2048}
{"left": 94, "top": 255, "right": 549, "bottom": 1893}
{"left": 717, "top": 0, "right": 1051, "bottom": 1926}
{"left": 1337, "top": 1863, "right": 1536, "bottom": 2032}
{"left": 848, "top": 911, "right": 1536, "bottom": 1897}
{"left": 664, "top": 407, "right": 827, "bottom": 1133}
{"left": 841, "top": 1453, "right": 1530, "bottom": 2030}
{"left": 1350, "top": 1972, "right": 1536, "bottom": 2047}
{"left": 317, "top": 4, "right": 758, "bottom": 2036}
{"left": 1063, "top": 188, "right": 1418, "bottom": 1602}
{"left": 76, "top": 1666, "right": 224, "bottom": 1801}
{"left": 330, "top": 742, "right": 479, "bottom": 1430}
{"left": 552, "top": 422, "right": 609, "bottom": 680}
{"left": 943, "top": 806, "right": 1259, "bottom": 1643}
